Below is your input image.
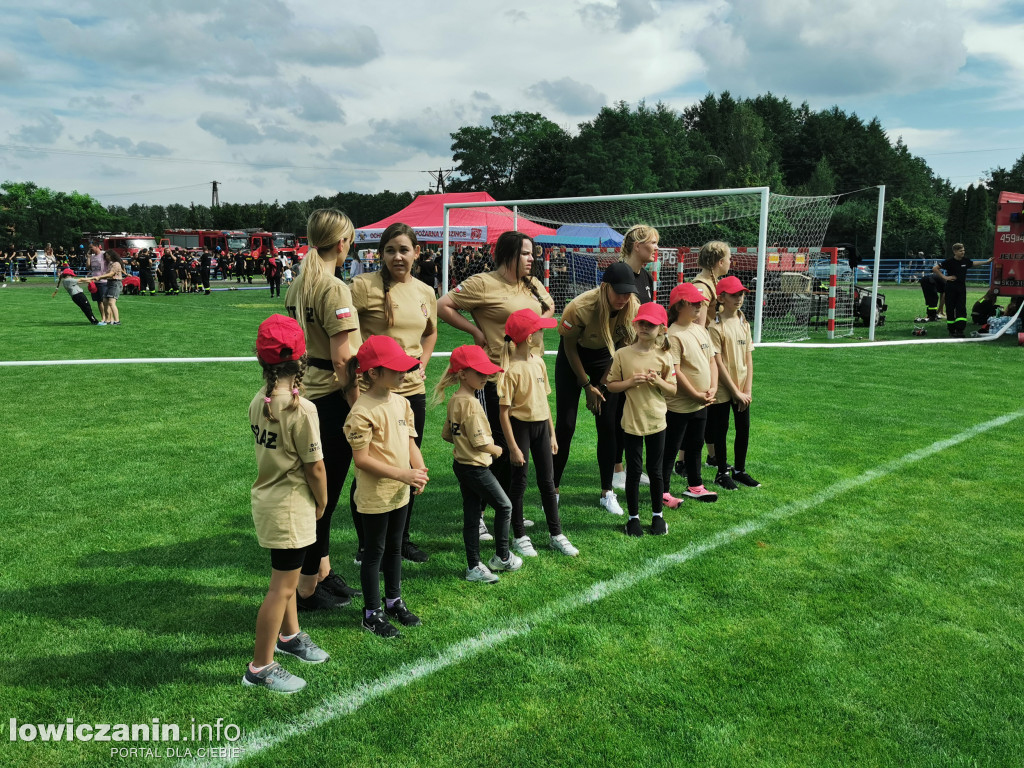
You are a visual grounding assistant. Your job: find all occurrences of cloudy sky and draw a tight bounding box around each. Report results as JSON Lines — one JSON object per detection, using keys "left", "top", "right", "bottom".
{"left": 1, "top": 0, "right": 1022, "bottom": 208}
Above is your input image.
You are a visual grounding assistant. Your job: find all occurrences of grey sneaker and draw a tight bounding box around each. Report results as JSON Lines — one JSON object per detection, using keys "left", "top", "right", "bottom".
{"left": 549, "top": 534, "right": 579, "bottom": 556}
{"left": 512, "top": 535, "right": 538, "bottom": 557}
{"left": 488, "top": 552, "right": 523, "bottom": 572}
{"left": 242, "top": 662, "right": 306, "bottom": 694}
{"left": 466, "top": 564, "right": 499, "bottom": 583}
{"left": 275, "top": 632, "right": 329, "bottom": 664}
{"left": 478, "top": 517, "right": 493, "bottom": 542}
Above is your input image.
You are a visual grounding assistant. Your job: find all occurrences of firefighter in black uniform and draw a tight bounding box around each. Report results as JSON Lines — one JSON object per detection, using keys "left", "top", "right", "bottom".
{"left": 161, "top": 249, "right": 179, "bottom": 294}
{"left": 200, "top": 245, "right": 213, "bottom": 295}
{"left": 244, "top": 250, "right": 255, "bottom": 284}
{"left": 136, "top": 249, "right": 156, "bottom": 295}
{"left": 933, "top": 243, "right": 993, "bottom": 337}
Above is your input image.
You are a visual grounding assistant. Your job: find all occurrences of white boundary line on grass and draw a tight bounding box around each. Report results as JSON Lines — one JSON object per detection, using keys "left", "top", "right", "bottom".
{"left": 195, "top": 408, "right": 1024, "bottom": 768}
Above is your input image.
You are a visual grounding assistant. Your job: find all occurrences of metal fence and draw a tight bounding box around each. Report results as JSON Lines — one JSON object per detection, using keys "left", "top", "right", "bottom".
{"left": 873, "top": 259, "right": 992, "bottom": 286}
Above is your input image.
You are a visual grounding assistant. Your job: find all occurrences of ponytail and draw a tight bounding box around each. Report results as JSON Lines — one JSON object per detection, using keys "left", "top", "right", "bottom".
{"left": 430, "top": 369, "right": 461, "bottom": 407}
{"left": 341, "top": 357, "right": 361, "bottom": 396}
{"left": 495, "top": 337, "right": 514, "bottom": 394}
{"left": 522, "top": 276, "right": 551, "bottom": 314}
{"left": 380, "top": 263, "right": 395, "bottom": 327}
{"left": 259, "top": 355, "right": 307, "bottom": 422}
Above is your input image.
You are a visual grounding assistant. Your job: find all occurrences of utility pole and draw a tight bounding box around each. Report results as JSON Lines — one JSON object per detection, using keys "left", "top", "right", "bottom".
{"left": 211, "top": 180, "right": 220, "bottom": 207}
{"left": 425, "top": 168, "right": 454, "bottom": 194}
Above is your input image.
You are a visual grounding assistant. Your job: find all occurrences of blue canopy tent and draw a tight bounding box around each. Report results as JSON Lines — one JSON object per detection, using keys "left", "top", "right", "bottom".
{"left": 554, "top": 223, "right": 624, "bottom": 248}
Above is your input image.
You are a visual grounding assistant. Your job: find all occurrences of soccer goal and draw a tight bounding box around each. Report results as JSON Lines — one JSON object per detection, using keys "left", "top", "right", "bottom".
{"left": 441, "top": 187, "right": 884, "bottom": 342}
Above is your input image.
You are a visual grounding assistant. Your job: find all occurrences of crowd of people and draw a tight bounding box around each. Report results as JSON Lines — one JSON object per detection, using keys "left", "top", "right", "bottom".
{"left": 242, "top": 211, "right": 763, "bottom": 693}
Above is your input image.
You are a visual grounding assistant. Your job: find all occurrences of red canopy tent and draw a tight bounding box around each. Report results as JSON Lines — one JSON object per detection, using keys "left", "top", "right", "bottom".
{"left": 354, "top": 192, "right": 556, "bottom": 245}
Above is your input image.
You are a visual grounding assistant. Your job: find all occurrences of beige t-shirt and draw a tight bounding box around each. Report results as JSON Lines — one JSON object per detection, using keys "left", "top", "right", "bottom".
{"left": 709, "top": 312, "right": 753, "bottom": 404}
{"left": 558, "top": 287, "right": 633, "bottom": 351}
{"left": 248, "top": 391, "right": 323, "bottom": 550}
{"left": 691, "top": 273, "right": 718, "bottom": 322}
{"left": 666, "top": 323, "right": 715, "bottom": 414}
{"left": 284, "top": 275, "right": 362, "bottom": 399}
{"left": 442, "top": 391, "right": 494, "bottom": 467}
{"left": 343, "top": 392, "right": 417, "bottom": 515}
{"left": 447, "top": 271, "right": 553, "bottom": 363}
{"left": 607, "top": 345, "right": 675, "bottom": 436}
{"left": 497, "top": 356, "right": 551, "bottom": 422}
{"left": 351, "top": 271, "right": 437, "bottom": 396}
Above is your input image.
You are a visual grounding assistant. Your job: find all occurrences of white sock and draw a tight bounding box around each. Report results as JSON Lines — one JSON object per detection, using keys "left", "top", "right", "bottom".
{"left": 279, "top": 631, "right": 299, "bottom": 643}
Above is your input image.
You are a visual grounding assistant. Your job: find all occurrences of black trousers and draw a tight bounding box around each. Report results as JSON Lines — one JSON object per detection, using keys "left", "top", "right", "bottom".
{"left": 553, "top": 341, "right": 619, "bottom": 490}
{"left": 139, "top": 271, "right": 155, "bottom": 294}
{"left": 359, "top": 504, "right": 408, "bottom": 611}
{"left": 482, "top": 381, "right": 510, "bottom": 493}
{"left": 453, "top": 462, "right": 511, "bottom": 568}
{"left": 946, "top": 284, "right": 967, "bottom": 335}
{"left": 164, "top": 270, "right": 178, "bottom": 293}
{"left": 623, "top": 431, "right": 665, "bottom": 518}
{"left": 662, "top": 409, "right": 708, "bottom": 494}
{"left": 508, "top": 418, "right": 561, "bottom": 537}
{"left": 201, "top": 269, "right": 211, "bottom": 291}
{"left": 707, "top": 401, "right": 750, "bottom": 474}
{"left": 921, "top": 276, "right": 943, "bottom": 316}
{"left": 267, "top": 274, "right": 281, "bottom": 297}
{"left": 71, "top": 292, "right": 97, "bottom": 322}
{"left": 351, "top": 393, "right": 425, "bottom": 550}
{"left": 302, "top": 389, "right": 352, "bottom": 573}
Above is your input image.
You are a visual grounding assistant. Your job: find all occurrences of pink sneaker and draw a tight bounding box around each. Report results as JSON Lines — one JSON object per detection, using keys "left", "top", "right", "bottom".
{"left": 662, "top": 492, "right": 682, "bottom": 509}
{"left": 683, "top": 485, "right": 718, "bottom": 503}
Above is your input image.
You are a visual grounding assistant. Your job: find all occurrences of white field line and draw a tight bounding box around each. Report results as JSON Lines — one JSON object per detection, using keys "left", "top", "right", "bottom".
{"left": 197, "top": 408, "right": 1024, "bottom": 768}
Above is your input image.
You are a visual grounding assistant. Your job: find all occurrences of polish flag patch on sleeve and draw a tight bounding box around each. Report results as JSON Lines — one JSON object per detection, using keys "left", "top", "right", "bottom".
{"left": 336, "top": 307, "right": 352, "bottom": 319}
{"left": 454, "top": 284, "right": 463, "bottom": 293}
{"left": 561, "top": 320, "right": 573, "bottom": 329}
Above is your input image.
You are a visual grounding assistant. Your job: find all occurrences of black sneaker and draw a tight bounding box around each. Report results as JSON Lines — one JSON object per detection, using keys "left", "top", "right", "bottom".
{"left": 625, "top": 517, "right": 644, "bottom": 537}
{"left": 354, "top": 548, "right": 363, "bottom": 566}
{"left": 732, "top": 470, "right": 761, "bottom": 488}
{"left": 320, "top": 570, "right": 360, "bottom": 600}
{"left": 705, "top": 455, "right": 718, "bottom": 468}
{"left": 362, "top": 609, "right": 401, "bottom": 638}
{"left": 296, "top": 584, "right": 348, "bottom": 612}
{"left": 714, "top": 472, "right": 739, "bottom": 491}
{"left": 650, "top": 515, "right": 668, "bottom": 535}
{"left": 673, "top": 460, "right": 686, "bottom": 477}
{"left": 402, "top": 542, "right": 429, "bottom": 563}
{"left": 384, "top": 598, "right": 421, "bottom": 627}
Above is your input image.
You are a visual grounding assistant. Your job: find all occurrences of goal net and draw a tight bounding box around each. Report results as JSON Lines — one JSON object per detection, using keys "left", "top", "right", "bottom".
{"left": 441, "top": 188, "right": 849, "bottom": 342}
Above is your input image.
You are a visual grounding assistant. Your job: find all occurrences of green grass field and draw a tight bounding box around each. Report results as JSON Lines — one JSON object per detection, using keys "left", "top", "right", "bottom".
{"left": 1, "top": 277, "right": 1022, "bottom": 767}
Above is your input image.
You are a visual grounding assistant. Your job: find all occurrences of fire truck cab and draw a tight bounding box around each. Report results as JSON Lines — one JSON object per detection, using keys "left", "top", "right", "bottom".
{"left": 992, "top": 191, "right": 1024, "bottom": 298}
{"left": 80, "top": 232, "right": 158, "bottom": 259}
{"left": 249, "top": 232, "right": 297, "bottom": 258}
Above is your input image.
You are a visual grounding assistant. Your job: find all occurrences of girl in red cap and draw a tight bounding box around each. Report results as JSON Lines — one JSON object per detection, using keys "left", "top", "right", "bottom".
{"left": 662, "top": 284, "right": 718, "bottom": 506}
{"left": 497, "top": 309, "right": 578, "bottom": 557}
{"left": 604, "top": 302, "right": 676, "bottom": 536}
{"left": 244, "top": 314, "right": 331, "bottom": 694}
{"left": 51, "top": 268, "right": 99, "bottom": 324}
{"left": 432, "top": 345, "right": 523, "bottom": 583}
{"left": 343, "top": 336, "right": 429, "bottom": 637}
{"left": 706, "top": 276, "right": 760, "bottom": 489}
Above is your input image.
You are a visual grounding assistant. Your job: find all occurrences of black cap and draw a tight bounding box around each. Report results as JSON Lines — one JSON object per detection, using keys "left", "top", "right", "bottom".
{"left": 602, "top": 262, "right": 639, "bottom": 295}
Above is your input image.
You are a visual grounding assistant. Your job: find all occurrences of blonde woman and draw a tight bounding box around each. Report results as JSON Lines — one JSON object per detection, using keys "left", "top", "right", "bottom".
{"left": 283, "top": 208, "right": 363, "bottom": 611}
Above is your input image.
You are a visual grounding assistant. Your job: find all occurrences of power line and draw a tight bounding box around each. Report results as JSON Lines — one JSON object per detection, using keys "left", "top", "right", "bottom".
{"left": 919, "top": 146, "right": 1024, "bottom": 157}
{"left": 93, "top": 183, "right": 212, "bottom": 198}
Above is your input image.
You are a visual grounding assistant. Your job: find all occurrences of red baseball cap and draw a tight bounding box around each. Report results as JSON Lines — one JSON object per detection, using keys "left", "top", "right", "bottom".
{"left": 448, "top": 345, "right": 502, "bottom": 375}
{"left": 356, "top": 335, "right": 421, "bottom": 373}
{"left": 634, "top": 301, "right": 668, "bottom": 326}
{"left": 257, "top": 314, "right": 306, "bottom": 364}
{"left": 505, "top": 308, "right": 557, "bottom": 345}
{"left": 716, "top": 275, "right": 749, "bottom": 294}
{"left": 61, "top": 268, "right": 75, "bottom": 276}
{"left": 669, "top": 283, "right": 706, "bottom": 306}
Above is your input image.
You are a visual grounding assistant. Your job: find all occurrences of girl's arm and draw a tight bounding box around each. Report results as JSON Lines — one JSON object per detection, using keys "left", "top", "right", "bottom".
{"left": 352, "top": 446, "right": 429, "bottom": 491}
{"left": 548, "top": 416, "right": 558, "bottom": 455}
{"left": 499, "top": 404, "right": 524, "bottom": 466}
{"left": 436, "top": 294, "right": 486, "bottom": 347}
{"left": 418, "top": 325, "right": 438, "bottom": 382}
{"left": 715, "top": 355, "right": 742, "bottom": 399}
{"left": 706, "top": 356, "right": 719, "bottom": 404}
{"left": 650, "top": 369, "right": 676, "bottom": 396}
{"left": 672, "top": 363, "right": 705, "bottom": 401}
{"left": 302, "top": 459, "right": 328, "bottom": 519}
{"left": 408, "top": 438, "right": 429, "bottom": 494}
{"left": 329, "top": 331, "right": 357, "bottom": 405}
{"left": 605, "top": 371, "right": 650, "bottom": 393}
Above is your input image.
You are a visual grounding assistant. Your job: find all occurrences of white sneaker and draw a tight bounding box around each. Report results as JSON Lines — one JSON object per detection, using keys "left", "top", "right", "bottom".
{"left": 478, "top": 518, "right": 493, "bottom": 542}
{"left": 549, "top": 534, "right": 579, "bottom": 557}
{"left": 599, "top": 491, "right": 624, "bottom": 516}
{"left": 488, "top": 552, "right": 523, "bottom": 572}
{"left": 523, "top": 519, "right": 535, "bottom": 527}
{"left": 466, "top": 564, "right": 499, "bottom": 583}
{"left": 612, "top": 470, "right": 650, "bottom": 489}
{"left": 513, "top": 535, "right": 538, "bottom": 557}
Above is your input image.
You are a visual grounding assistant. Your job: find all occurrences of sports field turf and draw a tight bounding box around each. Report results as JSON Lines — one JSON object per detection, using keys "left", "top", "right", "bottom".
{"left": 1, "top": 278, "right": 1021, "bottom": 767}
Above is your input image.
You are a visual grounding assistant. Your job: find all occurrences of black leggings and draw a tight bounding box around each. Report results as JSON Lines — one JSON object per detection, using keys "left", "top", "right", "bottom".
{"left": 303, "top": 389, "right": 352, "bottom": 573}
{"left": 359, "top": 504, "right": 407, "bottom": 611}
{"left": 482, "top": 381, "right": 510, "bottom": 493}
{"left": 662, "top": 409, "right": 707, "bottom": 494}
{"left": 351, "top": 393, "right": 425, "bottom": 549}
{"left": 623, "top": 431, "right": 665, "bottom": 518}
{"left": 509, "top": 418, "right": 561, "bottom": 538}
{"left": 553, "top": 341, "right": 618, "bottom": 490}
{"left": 707, "top": 401, "right": 750, "bottom": 474}
{"left": 71, "top": 292, "right": 97, "bottom": 322}
{"left": 267, "top": 273, "right": 281, "bottom": 297}
{"left": 454, "top": 461, "right": 512, "bottom": 568}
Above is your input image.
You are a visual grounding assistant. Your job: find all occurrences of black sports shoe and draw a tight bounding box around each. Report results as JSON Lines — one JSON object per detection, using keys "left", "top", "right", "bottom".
{"left": 714, "top": 472, "right": 739, "bottom": 491}
{"left": 625, "top": 517, "right": 644, "bottom": 537}
{"left": 362, "top": 609, "right": 400, "bottom": 638}
{"left": 673, "top": 460, "right": 686, "bottom": 477}
{"left": 384, "top": 598, "right": 421, "bottom": 627}
{"left": 296, "top": 584, "right": 348, "bottom": 612}
{"left": 353, "top": 548, "right": 363, "bottom": 566}
{"left": 732, "top": 470, "right": 761, "bottom": 488}
{"left": 320, "top": 570, "right": 360, "bottom": 599}
{"left": 705, "top": 455, "right": 718, "bottom": 468}
{"left": 401, "top": 542, "right": 429, "bottom": 563}
{"left": 650, "top": 515, "right": 668, "bottom": 535}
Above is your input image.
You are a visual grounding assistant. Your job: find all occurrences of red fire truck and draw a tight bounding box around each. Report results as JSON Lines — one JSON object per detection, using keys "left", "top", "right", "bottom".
{"left": 162, "top": 229, "right": 249, "bottom": 253}
{"left": 80, "top": 232, "right": 158, "bottom": 258}
{"left": 992, "top": 190, "right": 1024, "bottom": 299}
{"left": 248, "top": 231, "right": 298, "bottom": 259}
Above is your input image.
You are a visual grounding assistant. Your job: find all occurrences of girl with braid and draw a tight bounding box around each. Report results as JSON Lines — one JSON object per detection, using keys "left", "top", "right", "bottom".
{"left": 436, "top": 231, "right": 554, "bottom": 538}
{"left": 283, "top": 208, "right": 363, "bottom": 611}
{"left": 244, "top": 315, "right": 331, "bottom": 693}
{"left": 350, "top": 223, "right": 437, "bottom": 564}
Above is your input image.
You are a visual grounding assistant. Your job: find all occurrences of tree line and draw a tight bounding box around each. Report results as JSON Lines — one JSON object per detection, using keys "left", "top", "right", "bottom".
{"left": 3, "top": 92, "right": 1023, "bottom": 259}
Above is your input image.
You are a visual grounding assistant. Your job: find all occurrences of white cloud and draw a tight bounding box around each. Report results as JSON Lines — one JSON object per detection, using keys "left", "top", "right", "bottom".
{"left": 964, "top": 22, "right": 1024, "bottom": 78}
{"left": 79, "top": 130, "right": 173, "bottom": 156}
{"left": 9, "top": 112, "right": 63, "bottom": 144}
{"left": 196, "top": 114, "right": 266, "bottom": 145}
{"left": 526, "top": 78, "right": 606, "bottom": 115}
{"left": 0, "top": 50, "right": 24, "bottom": 81}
